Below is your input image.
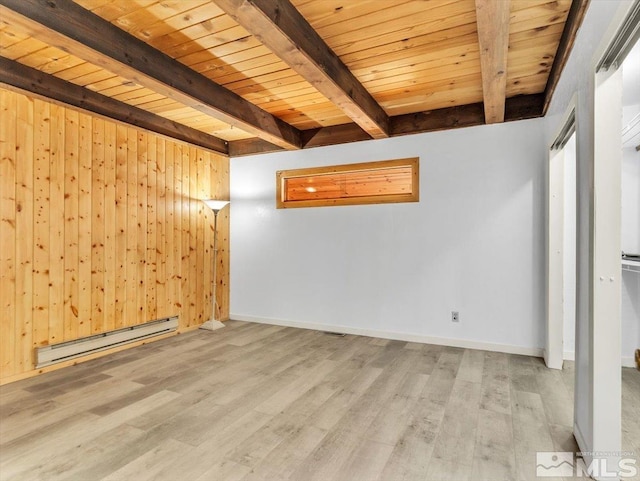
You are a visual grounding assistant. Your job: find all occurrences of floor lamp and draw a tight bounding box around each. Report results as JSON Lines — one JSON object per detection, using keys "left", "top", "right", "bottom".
{"left": 200, "top": 199, "right": 229, "bottom": 331}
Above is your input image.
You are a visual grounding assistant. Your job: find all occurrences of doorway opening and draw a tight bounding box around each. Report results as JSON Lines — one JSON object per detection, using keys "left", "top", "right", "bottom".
{"left": 620, "top": 37, "right": 640, "bottom": 370}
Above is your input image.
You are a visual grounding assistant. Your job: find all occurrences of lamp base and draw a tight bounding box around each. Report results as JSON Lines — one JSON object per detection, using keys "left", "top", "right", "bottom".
{"left": 200, "top": 320, "right": 226, "bottom": 331}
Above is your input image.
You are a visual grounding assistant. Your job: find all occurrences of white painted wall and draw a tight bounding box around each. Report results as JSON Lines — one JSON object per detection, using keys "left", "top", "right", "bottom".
{"left": 621, "top": 119, "right": 640, "bottom": 254}
{"left": 544, "top": 0, "right": 634, "bottom": 467}
{"left": 231, "top": 118, "right": 546, "bottom": 354}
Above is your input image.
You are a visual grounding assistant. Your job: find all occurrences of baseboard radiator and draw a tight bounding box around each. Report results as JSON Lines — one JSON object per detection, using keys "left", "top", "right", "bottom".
{"left": 35, "top": 316, "right": 179, "bottom": 368}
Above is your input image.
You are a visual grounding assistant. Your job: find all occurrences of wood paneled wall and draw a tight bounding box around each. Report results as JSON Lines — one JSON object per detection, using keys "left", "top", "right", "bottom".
{"left": 0, "top": 87, "right": 229, "bottom": 383}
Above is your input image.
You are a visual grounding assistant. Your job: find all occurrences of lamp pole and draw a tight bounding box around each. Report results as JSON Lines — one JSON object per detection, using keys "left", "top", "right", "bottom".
{"left": 200, "top": 199, "right": 229, "bottom": 331}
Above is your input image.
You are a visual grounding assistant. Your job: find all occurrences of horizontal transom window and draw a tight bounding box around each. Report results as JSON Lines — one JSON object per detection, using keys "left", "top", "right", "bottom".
{"left": 276, "top": 157, "right": 419, "bottom": 209}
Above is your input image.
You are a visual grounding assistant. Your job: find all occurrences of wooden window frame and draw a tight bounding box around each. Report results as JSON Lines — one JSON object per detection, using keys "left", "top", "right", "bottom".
{"left": 276, "top": 157, "right": 419, "bottom": 209}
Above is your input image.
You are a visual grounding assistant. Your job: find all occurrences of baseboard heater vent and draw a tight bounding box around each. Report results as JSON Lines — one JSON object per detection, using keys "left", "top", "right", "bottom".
{"left": 36, "top": 317, "right": 179, "bottom": 368}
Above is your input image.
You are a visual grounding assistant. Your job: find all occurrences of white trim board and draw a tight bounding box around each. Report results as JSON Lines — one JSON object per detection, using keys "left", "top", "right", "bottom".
{"left": 230, "top": 314, "right": 544, "bottom": 357}
{"left": 557, "top": 351, "right": 634, "bottom": 368}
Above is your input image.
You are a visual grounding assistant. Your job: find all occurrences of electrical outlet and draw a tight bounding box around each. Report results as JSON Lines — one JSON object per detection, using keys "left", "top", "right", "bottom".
{"left": 451, "top": 311, "right": 459, "bottom": 323}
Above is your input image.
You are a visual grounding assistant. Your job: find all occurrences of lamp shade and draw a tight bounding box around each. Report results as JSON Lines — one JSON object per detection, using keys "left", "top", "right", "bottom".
{"left": 202, "top": 199, "right": 230, "bottom": 212}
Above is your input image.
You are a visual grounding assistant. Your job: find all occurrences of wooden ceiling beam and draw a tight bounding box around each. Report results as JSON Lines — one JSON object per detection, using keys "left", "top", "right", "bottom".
{"left": 0, "top": 56, "right": 229, "bottom": 155}
{"left": 229, "top": 94, "right": 544, "bottom": 157}
{"left": 391, "top": 103, "right": 486, "bottom": 136}
{"left": 228, "top": 138, "right": 284, "bottom": 157}
{"left": 505, "top": 93, "right": 545, "bottom": 122}
{"left": 213, "top": 0, "right": 390, "bottom": 139}
{"left": 0, "top": 0, "right": 302, "bottom": 150}
{"left": 543, "top": 0, "right": 590, "bottom": 114}
{"left": 474, "top": 0, "right": 511, "bottom": 124}
{"left": 302, "top": 124, "right": 372, "bottom": 148}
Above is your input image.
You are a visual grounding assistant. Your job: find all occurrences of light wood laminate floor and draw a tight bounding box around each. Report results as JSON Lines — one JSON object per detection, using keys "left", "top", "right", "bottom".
{"left": 1, "top": 321, "right": 638, "bottom": 481}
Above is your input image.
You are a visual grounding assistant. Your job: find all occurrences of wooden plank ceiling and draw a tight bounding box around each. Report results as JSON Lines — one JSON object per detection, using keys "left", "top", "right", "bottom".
{"left": 0, "top": 0, "right": 588, "bottom": 157}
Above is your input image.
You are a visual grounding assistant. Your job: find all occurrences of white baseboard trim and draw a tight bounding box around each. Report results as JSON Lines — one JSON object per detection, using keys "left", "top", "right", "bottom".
{"left": 230, "top": 314, "right": 544, "bottom": 357}
{"left": 543, "top": 348, "right": 564, "bottom": 369}
{"left": 566, "top": 350, "right": 635, "bottom": 368}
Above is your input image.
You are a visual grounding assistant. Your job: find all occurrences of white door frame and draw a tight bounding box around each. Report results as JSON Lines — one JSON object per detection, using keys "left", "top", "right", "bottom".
{"left": 546, "top": 101, "right": 576, "bottom": 370}
{"left": 588, "top": 63, "right": 623, "bottom": 471}
{"left": 573, "top": 1, "right": 632, "bottom": 470}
